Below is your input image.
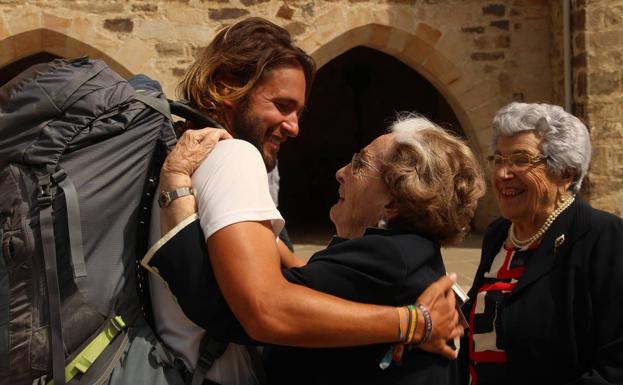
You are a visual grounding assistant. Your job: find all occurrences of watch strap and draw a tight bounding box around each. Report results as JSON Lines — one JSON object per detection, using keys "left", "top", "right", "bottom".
{"left": 159, "top": 187, "right": 194, "bottom": 207}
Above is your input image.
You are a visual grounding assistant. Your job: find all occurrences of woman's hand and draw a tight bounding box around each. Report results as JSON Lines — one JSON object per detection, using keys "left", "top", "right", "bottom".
{"left": 161, "top": 128, "right": 232, "bottom": 188}
{"left": 159, "top": 128, "right": 232, "bottom": 234}
{"left": 415, "top": 274, "right": 463, "bottom": 359}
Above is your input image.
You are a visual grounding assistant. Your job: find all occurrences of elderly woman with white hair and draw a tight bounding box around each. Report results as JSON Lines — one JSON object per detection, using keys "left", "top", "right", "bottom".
{"left": 261, "top": 115, "right": 485, "bottom": 384}
{"left": 148, "top": 114, "right": 485, "bottom": 385}
{"left": 460, "top": 102, "right": 623, "bottom": 385}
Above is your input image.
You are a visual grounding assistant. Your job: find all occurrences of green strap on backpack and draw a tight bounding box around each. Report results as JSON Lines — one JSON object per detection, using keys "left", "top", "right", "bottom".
{"left": 47, "top": 316, "right": 126, "bottom": 385}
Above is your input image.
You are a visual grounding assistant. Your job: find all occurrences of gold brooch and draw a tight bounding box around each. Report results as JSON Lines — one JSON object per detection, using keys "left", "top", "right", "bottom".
{"left": 554, "top": 234, "right": 565, "bottom": 252}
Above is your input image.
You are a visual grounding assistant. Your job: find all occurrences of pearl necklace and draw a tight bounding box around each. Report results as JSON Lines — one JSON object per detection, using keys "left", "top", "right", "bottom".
{"left": 509, "top": 194, "right": 575, "bottom": 249}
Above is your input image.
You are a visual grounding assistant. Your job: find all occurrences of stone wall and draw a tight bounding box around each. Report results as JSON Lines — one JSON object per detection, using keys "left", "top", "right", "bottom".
{"left": 0, "top": 0, "right": 576, "bottom": 226}
{"left": 578, "top": 0, "right": 623, "bottom": 216}
{"left": 549, "top": 1, "right": 565, "bottom": 107}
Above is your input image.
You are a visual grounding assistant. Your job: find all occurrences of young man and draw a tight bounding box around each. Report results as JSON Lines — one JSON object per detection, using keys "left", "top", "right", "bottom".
{"left": 145, "top": 17, "right": 461, "bottom": 385}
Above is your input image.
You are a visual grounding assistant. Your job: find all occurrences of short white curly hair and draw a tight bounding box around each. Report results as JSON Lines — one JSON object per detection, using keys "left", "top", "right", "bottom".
{"left": 491, "top": 102, "right": 591, "bottom": 193}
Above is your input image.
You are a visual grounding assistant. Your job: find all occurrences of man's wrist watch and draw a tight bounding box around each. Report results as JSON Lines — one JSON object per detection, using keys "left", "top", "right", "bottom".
{"left": 158, "top": 187, "right": 194, "bottom": 208}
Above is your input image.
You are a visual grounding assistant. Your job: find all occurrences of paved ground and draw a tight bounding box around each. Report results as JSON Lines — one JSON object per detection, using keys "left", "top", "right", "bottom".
{"left": 291, "top": 231, "right": 483, "bottom": 292}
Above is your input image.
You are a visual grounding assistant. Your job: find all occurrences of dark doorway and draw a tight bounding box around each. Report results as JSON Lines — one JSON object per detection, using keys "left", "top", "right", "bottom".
{"left": 0, "top": 52, "right": 61, "bottom": 87}
{"left": 278, "top": 46, "right": 463, "bottom": 241}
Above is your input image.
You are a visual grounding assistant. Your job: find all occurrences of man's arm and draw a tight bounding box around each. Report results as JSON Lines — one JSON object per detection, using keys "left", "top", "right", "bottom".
{"left": 207, "top": 220, "right": 396, "bottom": 347}
{"left": 154, "top": 198, "right": 459, "bottom": 356}
{"left": 277, "top": 240, "right": 305, "bottom": 268}
{"left": 156, "top": 129, "right": 461, "bottom": 358}
{"left": 209, "top": 219, "right": 460, "bottom": 355}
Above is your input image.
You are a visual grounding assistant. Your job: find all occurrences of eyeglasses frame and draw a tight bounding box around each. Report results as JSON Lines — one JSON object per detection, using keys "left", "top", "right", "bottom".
{"left": 486, "top": 153, "right": 548, "bottom": 172}
{"left": 350, "top": 151, "right": 381, "bottom": 177}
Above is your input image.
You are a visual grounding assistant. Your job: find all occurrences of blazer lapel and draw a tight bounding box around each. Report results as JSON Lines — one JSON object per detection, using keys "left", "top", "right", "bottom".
{"left": 467, "top": 219, "right": 509, "bottom": 300}
{"left": 510, "top": 198, "right": 591, "bottom": 298}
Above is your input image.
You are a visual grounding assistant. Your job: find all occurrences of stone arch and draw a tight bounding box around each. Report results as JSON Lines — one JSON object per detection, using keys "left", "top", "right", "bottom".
{"left": 300, "top": 23, "right": 503, "bottom": 229}
{"left": 0, "top": 28, "right": 132, "bottom": 78}
{"left": 309, "top": 23, "right": 485, "bottom": 154}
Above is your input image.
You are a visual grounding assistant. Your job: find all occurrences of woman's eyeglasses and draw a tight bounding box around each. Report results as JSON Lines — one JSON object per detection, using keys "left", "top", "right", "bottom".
{"left": 350, "top": 152, "right": 380, "bottom": 177}
{"left": 486, "top": 153, "right": 547, "bottom": 172}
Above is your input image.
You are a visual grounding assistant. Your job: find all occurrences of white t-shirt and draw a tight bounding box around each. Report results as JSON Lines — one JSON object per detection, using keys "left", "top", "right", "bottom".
{"left": 147, "top": 139, "right": 284, "bottom": 385}
{"left": 267, "top": 163, "right": 280, "bottom": 206}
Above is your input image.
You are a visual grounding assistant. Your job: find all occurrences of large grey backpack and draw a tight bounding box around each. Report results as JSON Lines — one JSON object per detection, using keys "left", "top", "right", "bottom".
{"left": 0, "top": 57, "right": 185, "bottom": 385}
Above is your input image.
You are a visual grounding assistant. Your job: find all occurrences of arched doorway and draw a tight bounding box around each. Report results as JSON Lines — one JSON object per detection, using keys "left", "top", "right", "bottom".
{"left": 279, "top": 46, "right": 463, "bottom": 240}
{"left": 0, "top": 29, "right": 132, "bottom": 82}
{"left": 0, "top": 52, "right": 61, "bottom": 87}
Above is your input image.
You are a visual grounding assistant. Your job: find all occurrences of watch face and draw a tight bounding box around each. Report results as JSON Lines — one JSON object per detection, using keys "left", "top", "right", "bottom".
{"left": 158, "top": 191, "right": 169, "bottom": 208}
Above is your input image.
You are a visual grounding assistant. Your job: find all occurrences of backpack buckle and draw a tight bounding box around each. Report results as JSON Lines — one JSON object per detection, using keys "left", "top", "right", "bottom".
{"left": 37, "top": 167, "right": 64, "bottom": 207}
{"left": 50, "top": 168, "right": 66, "bottom": 184}
{"left": 36, "top": 193, "right": 53, "bottom": 207}
{"left": 37, "top": 175, "right": 53, "bottom": 207}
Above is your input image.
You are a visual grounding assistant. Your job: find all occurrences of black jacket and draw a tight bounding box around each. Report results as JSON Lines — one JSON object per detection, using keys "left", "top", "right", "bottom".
{"left": 267, "top": 228, "right": 456, "bottom": 385}
{"left": 459, "top": 198, "right": 623, "bottom": 385}
{"left": 148, "top": 225, "right": 457, "bottom": 385}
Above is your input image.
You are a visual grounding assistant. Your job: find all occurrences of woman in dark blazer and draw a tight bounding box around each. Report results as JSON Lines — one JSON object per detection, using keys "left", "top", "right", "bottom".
{"left": 147, "top": 115, "right": 485, "bottom": 384}
{"left": 460, "top": 102, "right": 623, "bottom": 385}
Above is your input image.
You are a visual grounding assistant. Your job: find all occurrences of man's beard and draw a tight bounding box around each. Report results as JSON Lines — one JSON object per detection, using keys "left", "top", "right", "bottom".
{"left": 231, "top": 104, "right": 277, "bottom": 172}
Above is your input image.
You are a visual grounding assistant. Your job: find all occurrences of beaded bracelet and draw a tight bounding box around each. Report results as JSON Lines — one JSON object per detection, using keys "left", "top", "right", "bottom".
{"left": 416, "top": 303, "right": 432, "bottom": 344}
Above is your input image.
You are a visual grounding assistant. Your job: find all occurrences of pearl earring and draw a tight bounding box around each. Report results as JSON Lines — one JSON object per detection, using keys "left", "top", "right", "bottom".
{"left": 378, "top": 217, "right": 388, "bottom": 229}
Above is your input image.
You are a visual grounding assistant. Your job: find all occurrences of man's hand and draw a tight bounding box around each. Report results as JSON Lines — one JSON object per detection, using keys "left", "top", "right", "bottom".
{"left": 416, "top": 273, "right": 463, "bottom": 359}
{"left": 161, "top": 128, "right": 232, "bottom": 188}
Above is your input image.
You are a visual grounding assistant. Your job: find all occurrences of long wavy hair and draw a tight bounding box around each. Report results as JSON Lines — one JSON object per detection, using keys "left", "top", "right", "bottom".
{"left": 178, "top": 17, "right": 316, "bottom": 130}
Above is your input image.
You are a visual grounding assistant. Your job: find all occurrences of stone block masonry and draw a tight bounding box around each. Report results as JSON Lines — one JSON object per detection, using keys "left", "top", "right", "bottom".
{"left": 0, "top": 0, "right": 619, "bottom": 220}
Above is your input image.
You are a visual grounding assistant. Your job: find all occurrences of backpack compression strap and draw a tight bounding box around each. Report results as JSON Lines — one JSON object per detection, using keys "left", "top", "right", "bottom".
{"left": 33, "top": 316, "right": 128, "bottom": 385}
{"left": 53, "top": 316, "right": 127, "bottom": 385}
{"left": 133, "top": 92, "right": 173, "bottom": 122}
{"left": 38, "top": 172, "right": 66, "bottom": 385}
{"left": 53, "top": 169, "right": 87, "bottom": 279}
{"left": 38, "top": 167, "right": 89, "bottom": 385}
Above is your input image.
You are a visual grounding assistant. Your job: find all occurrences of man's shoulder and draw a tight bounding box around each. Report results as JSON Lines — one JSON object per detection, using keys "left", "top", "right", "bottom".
{"left": 195, "top": 139, "right": 263, "bottom": 175}
{"left": 212, "top": 138, "right": 260, "bottom": 157}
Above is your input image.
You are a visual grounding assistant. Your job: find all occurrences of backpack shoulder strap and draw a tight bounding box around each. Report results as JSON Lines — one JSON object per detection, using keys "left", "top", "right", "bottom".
{"left": 189, "top": 337, "right": 268, "bottom": 385}
{"left": 190, "top": 335, "right": 228, "bottom": 385}
{"left": 168, "top": 100, "right": 222, "bottom": 129}
{"left": 246, "top": 346, "right": 268, "bottom": 385}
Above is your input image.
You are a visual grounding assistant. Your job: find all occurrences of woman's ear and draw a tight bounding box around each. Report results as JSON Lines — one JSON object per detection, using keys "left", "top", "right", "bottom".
{"left": 559, "top": 169, "right": 575, "bottom": 192}
{"left": 383, "top": 200, "right": 400, "bottom": 222}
